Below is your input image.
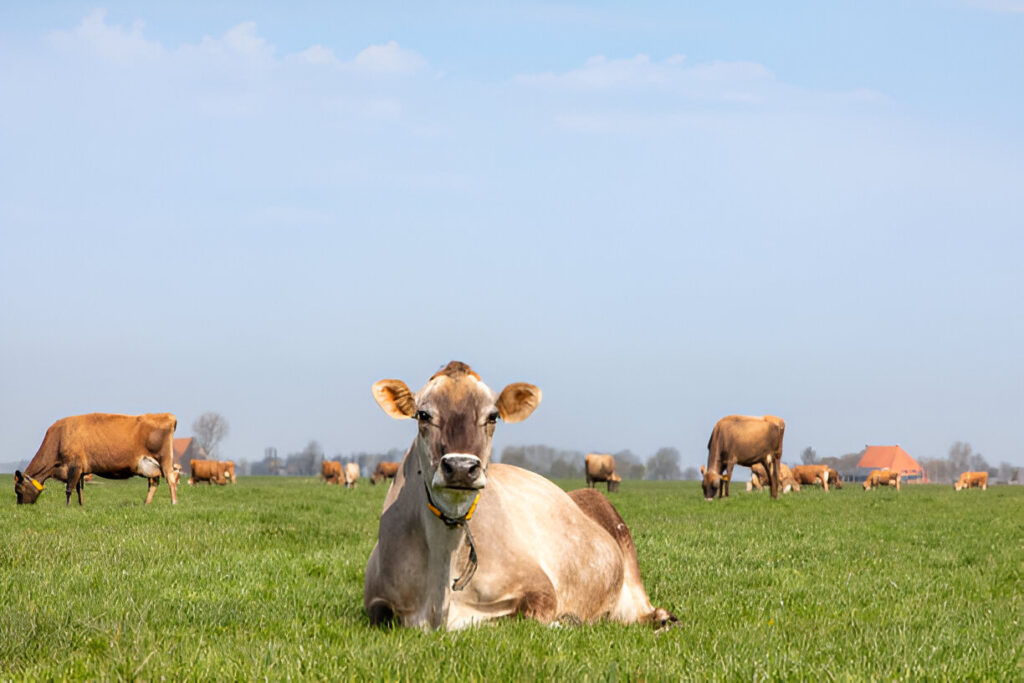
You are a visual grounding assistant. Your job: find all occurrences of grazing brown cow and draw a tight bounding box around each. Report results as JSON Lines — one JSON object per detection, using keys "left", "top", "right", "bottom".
{"left": 792, "top": 464, "right": 832, "bottom": 492}
{"left": 702, "top": 415, "right": 784, "bottom": 499}
{"left": 364, "top": 361, "right": 675, "bottom": 630}
{"left": 14, "top": 412, "right": 179, "bottom": 506}
{"left": 343, "top": 462, "right": 360, "bottom": 488}
{"left": 863, "top": 469, "right": 901, "bottom": 491}
{"left": 747, "top": 462, "right": 800, "bottom": 493}
{"left": 371, "top": 461, "right": 400, "bottom": 485}
{"left": 585, "top": 453, "right": 622, "bottom": 492}
{"left": 188, "top": 459, "right": 230, "bottom": 485}
{"left": 954, "top": 471, "right": 988, "bottom": 491}
{"left": 322, "top": 460, "right": 342, "bottom": 484}
{"left": 223, "top": 461, "right": 237, "bottom": 484}
{"left": 828, "top": 468, "right": 842, "bottom": 489}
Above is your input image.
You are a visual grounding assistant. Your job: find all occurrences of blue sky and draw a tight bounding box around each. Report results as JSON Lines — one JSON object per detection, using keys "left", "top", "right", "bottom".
{"left": 1, "top": 1, "right": 1022, "bottom": 471}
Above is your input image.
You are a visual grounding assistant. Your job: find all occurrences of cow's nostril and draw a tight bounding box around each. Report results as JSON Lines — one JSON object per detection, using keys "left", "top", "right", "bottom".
{"left": 467, "top": 462, "right": 480, "bottom": 479}
{"left": 441, "top": 460, "right": 454, "bottom": 478}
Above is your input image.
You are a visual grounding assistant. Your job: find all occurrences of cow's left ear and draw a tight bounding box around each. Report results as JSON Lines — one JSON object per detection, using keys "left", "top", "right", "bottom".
{"left": 14, "top": 470, "right": 24, "bottom": 484}
{"left": 497, "top": 383, "right": 542, "bottom": 423}
{"left": 372, "top": 380, "right": 417, "bottom": 419}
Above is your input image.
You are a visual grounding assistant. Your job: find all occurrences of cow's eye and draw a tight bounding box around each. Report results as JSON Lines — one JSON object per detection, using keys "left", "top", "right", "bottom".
{"left": 486, "top": 411, "right": 500, "bottom": 424}
{"left": 416, "top": 410, "right": 432, "bottom": 422}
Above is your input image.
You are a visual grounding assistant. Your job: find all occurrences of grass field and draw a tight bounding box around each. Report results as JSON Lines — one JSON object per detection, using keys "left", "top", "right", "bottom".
{"left": 2, "top": 475, "right": 1021, "bottom": 680}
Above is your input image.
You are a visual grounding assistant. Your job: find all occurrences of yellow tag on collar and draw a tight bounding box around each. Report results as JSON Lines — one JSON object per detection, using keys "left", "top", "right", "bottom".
{"left": 427, "top": 492, "right": 481, "bottom": 523}
{"left": 721, "top": 475, "right": 730, "bottom": 482}
{"left": 31, "top": 478, "right": 45, "bottom": 491}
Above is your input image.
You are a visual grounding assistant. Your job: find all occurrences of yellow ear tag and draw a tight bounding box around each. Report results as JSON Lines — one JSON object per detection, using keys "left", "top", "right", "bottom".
{"left": 31, "top": 478, "right": 45, "bottom": 491}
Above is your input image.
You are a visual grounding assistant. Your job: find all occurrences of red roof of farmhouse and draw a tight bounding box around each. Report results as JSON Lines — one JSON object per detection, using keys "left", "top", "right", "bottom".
{"left": 857, "top": 445, "right": 926, "bottom": 478}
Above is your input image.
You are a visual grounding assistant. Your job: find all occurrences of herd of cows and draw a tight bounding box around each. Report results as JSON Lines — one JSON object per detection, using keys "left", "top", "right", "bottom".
{"left": 10, "top": 361, "right": 992, "bottom": 631}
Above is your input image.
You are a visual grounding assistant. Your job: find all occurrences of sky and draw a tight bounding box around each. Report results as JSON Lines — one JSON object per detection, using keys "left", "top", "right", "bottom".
{"left": 1, "top": 1, "right": 1022, "bottom": 472}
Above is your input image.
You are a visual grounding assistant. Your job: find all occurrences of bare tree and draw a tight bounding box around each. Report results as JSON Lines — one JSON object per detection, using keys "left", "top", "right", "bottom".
{"left": 801, "top": 447, "right": 818, "bottom": 465}
{"left": 646, "top": 447, "right": 681, "bottom": 480}
{"left": 192, "top": 412, "right": 230, "bottom": 459}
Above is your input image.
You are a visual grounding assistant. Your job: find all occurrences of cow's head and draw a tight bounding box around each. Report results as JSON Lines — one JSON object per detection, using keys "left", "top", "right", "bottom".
{"left": 373, "top": 361, "right": 541, "bottom": 520}
{"left": 699, "top": 465, "right": 722, "bottom": 500}
{"left": 14, "top": 470, "right": 45, "bottom": 504}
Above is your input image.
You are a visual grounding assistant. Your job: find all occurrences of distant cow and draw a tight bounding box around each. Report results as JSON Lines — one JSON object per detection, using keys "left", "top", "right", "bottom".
{"left": 189, "top": 459, "right": 230, "bottom": 485}
{"left": 863, "top": 469, "right": 901, "bottom": 491}
{"left": 792, "top": 465, "right": 832, "bottom": 492}
{"left": 364, "top": 361, "right": 675, "bottom": 630}
{"left": 954, "top": 471, "right": 988, "bottom": 491}
{"left": 14, "top": 412, "right": 179, "bottom": 506}
{"left": 748, "top": 462, "right": 800, "bottom": 493}
{"left": 585, "top": 453, "right": 622, "bottom": 492}
{"left": 322, "top": 461, "right": 342, "bottom": 484}
{"left": 828, "top": 468, "right": 842, "bottom": 489}
{"left": 223, "top": 460, "right": 237, "bottom": 484}
{"left": 371, "top": 461, "right": 399, "bottom": 485}
{"left": 702, "top": 415, "right": 785, "bottom": 499}
{"left": 343, "top": 462, "right": 360, "bottom": 488}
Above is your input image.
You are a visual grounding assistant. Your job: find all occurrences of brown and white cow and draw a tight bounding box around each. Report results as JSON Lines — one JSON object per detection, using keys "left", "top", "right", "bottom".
{"left": 322, "top": 460, "right": 342, "bottom": 484}
{"left": 792, "top": 464, "right": 832, "bottom": 492}
{"left": 747, "top": 462, "right": 800, "bottom": 493}
{"left": 828, "top": 468, "right": 842, "bottom": 489}
{"left": 188, "top": 459, "right": 230, "bottom": 485}
{"left": 584, "top": 453, "right": 622, "bottom": 492}
{"left": 954, "top": 471, "right": 988, "bottom": 491}
{"left": 863, "top": 469, "right": 901, "bottom": 491}
{"left": 364, "top": 361, "right": 675, "bottom": 631}
{"left": 14, "top": 412, "right": 179, "bottom": 506}
{"left": 371, "top": 461, "right": 400, "bottom": 485}
{"left": 343, "top": 462, "right": 360, "bottom": 489}
{"left": 702, "top": 415, "right": 784, "bottom": 499}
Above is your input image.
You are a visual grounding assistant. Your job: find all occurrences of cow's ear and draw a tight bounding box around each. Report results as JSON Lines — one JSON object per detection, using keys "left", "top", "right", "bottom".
{"left": 700, "top": 465, "right": 707, "bottom": 476}
{"left": 14, "top": 470, "right": 23, "bottom": 483}
{"left": 372, "top": 380, "right": 416, "bottom": 419}
{"left": 497, "top": 383, "right": 542, "bottom": 423}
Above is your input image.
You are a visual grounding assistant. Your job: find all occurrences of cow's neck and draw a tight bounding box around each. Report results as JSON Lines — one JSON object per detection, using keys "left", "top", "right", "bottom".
{"left": 398, "top": 444, "right": 478, "bottom": 627}
{"left": 24, "top": 454, "right": 57, "bottom": 482}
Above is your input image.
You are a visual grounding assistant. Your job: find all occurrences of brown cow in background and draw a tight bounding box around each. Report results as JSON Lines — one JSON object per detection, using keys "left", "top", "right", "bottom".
{"left": 14, "top": 412, "right": 179, "bottom": 506}
{"left": 863, "top": 469, "right": 901, "bottom": 491}
{"left": 222, "top": 460, "right": 237, "bottom": 484}
{"left": 954, "top": 471, "right": 988, "bottom": 491}
{"left": 371, "top": 461, "right": 399, "bottom": 485}
{"left": 189, "top": 459, "right": 230, "bottom": 485}
{"left": 702, "top": 415, "right": 784, "bottom": 499}
{"left": 747, "top": 462, "right": 800, "bottom": 493}
{"left": 322, "top": 460, "right": 342, "bottom": 484}
{"left": 585, "top": 453, "right": 622, "bottom": 492}
{"left": 792, "top": 464, "right": 832, "bottom": 492}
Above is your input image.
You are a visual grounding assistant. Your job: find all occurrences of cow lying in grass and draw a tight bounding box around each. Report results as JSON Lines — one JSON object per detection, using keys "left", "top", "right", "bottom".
{"left": 792, "top": 464, "right": 832, "bottom": 492}
{"left": 863, "top": 469, "right": 901, "bottom": 491}
{"left": 954, "top": 471, "right": 988, "bottom": 491}
{"left": 14, "top": 412, "right": 179, "bottom": 506}
{"left": 747, "top": 462, "right": 800, "bottom": 493}
{"left": 364, "top": 361, "right": 676, "bottom": 631}
{"left": 188, "top": 459, "right": 231, "bottom": 485}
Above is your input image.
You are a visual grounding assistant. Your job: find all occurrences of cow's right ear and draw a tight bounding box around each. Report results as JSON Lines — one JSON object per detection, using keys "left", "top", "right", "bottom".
{"left": 699, "top": 465, "right": 706, "bottom": 476}
{"left": 14, "top": 470, "right": 23, "bottom": 484}
{"left": 372, "top": 380, "right": 416, "bottom": 419}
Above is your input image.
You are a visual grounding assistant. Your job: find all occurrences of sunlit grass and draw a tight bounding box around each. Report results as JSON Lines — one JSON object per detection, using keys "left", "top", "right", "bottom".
{"left": 1, "top": 476, "right": 1021, "bottom": 679}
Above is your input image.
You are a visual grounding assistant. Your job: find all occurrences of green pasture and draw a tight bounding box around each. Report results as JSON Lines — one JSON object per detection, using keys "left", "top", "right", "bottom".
{"left": 1, "top": 475, "right": 1021, "bottom": 680}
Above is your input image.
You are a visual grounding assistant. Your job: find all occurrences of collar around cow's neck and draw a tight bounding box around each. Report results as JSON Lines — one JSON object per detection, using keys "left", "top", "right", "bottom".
{"left": 423, "top": 480, "right": 480, "bottom": 592}
{"left": 28, "top": 475, "right": 45, "bottom": 491}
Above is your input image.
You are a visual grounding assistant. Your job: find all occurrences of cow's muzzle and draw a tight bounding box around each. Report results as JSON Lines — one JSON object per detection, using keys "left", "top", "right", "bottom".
{"left": 435, "top": 454, "right": 486, "bottom": 490}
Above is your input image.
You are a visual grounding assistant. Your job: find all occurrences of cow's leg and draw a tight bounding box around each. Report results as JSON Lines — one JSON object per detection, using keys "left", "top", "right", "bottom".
{"left": 76, "top": 476, "right": 85, "bottom": 506}
{"left": 65, "top": 465, "right": 83, "bottom": 506}
{"left": 723, "top": 463, "right": 736, "bottom": 497}
{"left": 767, "top": 456, "right": 779, "bottom": 499}
{"left": 822, "top": 470, "right": 829, "bottom": 493}
{"left": 144, "top": 477, "right": 159, "bottom": 505}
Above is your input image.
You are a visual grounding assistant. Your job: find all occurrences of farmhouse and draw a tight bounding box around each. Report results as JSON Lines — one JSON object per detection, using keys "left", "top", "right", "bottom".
{"left": 856, "top": 445, "right": 927, "bottom": 483}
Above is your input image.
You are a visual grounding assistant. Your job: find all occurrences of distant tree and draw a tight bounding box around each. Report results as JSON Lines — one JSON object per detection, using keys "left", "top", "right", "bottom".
{"left": 800, "top": 447, "right": 818, "bottom": 465}
{"left": 682, "top": 466, "right": 700, "bottom": 481}
{"left": 285, "top": 440, "right": 323, "bottom": 476}
{"left": 613, "top": 449, "right": 647, "bottom": 480}
{"left": 193, "top": 412, "right": 229, "bottom": 458}
{"left": 998, "top": 462, "right": 1016, "bottom": 484}
{"left": 646, "top": 447, "right": 682, "bottom": 481}
{"left": 948, "top": 442, "right": 973, "bottom": 472}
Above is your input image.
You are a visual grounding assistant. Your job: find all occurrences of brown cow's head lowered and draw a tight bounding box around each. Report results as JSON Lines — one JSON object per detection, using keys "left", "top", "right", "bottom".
{"left": 13, "top": 470, "right": 45, "bottom": 505}
{"left": 372, "top": 361, "right": 541, "bottom": 520}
